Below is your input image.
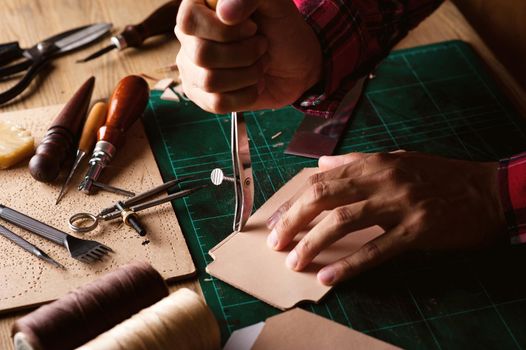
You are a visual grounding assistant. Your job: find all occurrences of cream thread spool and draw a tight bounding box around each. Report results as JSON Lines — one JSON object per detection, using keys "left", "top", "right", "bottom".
{"left": 77, "top": 288, "right": 221, "bottom": 350}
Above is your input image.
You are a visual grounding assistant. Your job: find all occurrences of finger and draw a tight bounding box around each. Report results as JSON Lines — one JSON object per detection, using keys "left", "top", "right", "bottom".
{"left": 266, "top": 172, "right": 329, "bottom": 230}
{"left": 318, "top": 153, "right": 369, "bottom": 171}
{"left": 181, "top": 78, "right": 259, "bottom": 114}
{"left": 266, "top": 164, "right": 372, "bottom": 230}
{"left": 319, "top": 152, "right": 400, "bottom": 182}
{"left": 286, "top": 199, "right": 398, "bottom": 271}
{"left": 176, "top": 0, "right": 257, "bottom": 42}
{"left": 266, "top": 198, "right": 294, "bottom": 230}
{"left": 317, "top": 225, "right": 408, "bottom": 285}
{"left": 178, "top": 54, "right": 268, "bottom": 93}
{"left": 175, "top": 28, "right": 268, "bottom": 69}
{"left": 266, "top": 174, "right": 319, "bottom": 230}
{"left": 217, "top": 0, "right": 260, "bottom": 25}
{"left": 268, "top": 178, "right": 378, "bottom": 251}
{"left": 318, "top": 151, "right": 406, "bottom": 174}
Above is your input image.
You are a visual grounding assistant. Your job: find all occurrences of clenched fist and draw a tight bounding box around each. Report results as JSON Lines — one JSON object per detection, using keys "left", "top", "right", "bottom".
{"left": 174, "top": 0, "right": 322, "bottom": 113}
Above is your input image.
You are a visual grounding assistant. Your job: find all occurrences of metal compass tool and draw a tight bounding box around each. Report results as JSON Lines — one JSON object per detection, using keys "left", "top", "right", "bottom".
{"left": 211, "top": 112, "right": 254, "bottom": 232}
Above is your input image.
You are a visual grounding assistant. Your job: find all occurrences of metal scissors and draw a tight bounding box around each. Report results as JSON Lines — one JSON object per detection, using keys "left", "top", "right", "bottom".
{"left": 211, "top": 112, "right": 254, "bottom": 232}
{"left": 0, "top": 23, "right": 112, "bottom": 105}
{"left": 68, "top": 176, "right": 206, "bottom": 234}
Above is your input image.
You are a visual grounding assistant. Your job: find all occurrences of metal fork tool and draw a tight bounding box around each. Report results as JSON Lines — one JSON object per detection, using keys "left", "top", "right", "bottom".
{"left": 0, "top": 204, "right": 112, "bottom": 263}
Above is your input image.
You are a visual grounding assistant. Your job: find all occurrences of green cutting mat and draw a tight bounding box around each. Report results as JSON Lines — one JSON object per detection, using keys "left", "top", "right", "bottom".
{"left": 143, "top": 41, "right": 526, "bottom": 349}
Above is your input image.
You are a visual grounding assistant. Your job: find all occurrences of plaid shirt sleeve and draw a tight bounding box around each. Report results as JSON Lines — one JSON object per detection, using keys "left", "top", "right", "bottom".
{"left": 292, "top": 0, "right": 443, "bottom": 118}
{"left": 499, "top": 153, "right": 526, "bottom": 244}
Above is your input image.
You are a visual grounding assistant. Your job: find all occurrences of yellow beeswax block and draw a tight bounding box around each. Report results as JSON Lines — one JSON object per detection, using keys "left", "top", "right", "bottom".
{"left": 0, "top": 121, "right": 34, "bottom": 169}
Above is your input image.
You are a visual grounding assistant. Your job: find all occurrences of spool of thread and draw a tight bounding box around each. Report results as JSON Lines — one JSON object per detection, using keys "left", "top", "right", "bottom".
{"left": 12, "top": 262, "right": 169, "bottom": 350}
{"left": 77, "top": 288, "right": 221, "bottom": 350}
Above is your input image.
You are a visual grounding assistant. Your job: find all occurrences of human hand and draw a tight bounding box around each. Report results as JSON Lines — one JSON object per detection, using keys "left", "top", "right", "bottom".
{"left": 174, "top": 0, "right": 322, "bottom": 113}
{"left": 266, "top": 152, "right": 507, "bottom": 285}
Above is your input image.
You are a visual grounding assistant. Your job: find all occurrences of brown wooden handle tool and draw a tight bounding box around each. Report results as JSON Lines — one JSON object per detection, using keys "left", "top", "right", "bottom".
{"left": 78, "top": 75, "right": 149, "bottom": 194}
{"left": 29, "top": 76, "right": 95, "bottom": 183}
{"left": 98, "top": 75, "right": 150, "bottom": 148}
{"left": 120, "top": 0, "right": 181, "bottom": 48}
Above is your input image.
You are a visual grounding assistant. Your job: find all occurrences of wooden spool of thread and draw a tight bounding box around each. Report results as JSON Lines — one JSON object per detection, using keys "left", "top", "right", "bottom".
{"left": 77, "top": 288, "right": 221, "bottom": 350}
{"left": 12, "top": 262, "right": 169, "bottom": 350}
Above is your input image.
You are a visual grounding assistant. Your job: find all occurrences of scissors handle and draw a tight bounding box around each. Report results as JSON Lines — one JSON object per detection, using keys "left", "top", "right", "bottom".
{"left": 0, "top": 60, "right": 33, "bottom": 78}
{"left": 0, "top": 42, "right": 24, "bottom": 66}
{"left": 0, "top": 57, "right": 49, "bottom": 105}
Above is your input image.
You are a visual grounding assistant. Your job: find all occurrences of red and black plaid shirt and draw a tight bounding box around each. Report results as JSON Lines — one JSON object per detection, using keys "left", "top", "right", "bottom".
{"left": 294, "top": 0, "right": 525, "bottom": 244}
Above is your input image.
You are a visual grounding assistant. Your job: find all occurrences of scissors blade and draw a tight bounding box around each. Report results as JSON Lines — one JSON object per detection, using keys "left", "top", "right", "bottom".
{"left": 24, "top": 23, "right": 112, "bottom": 60}
{"left": 232, "top": 112, "right": 254, "bottom": 232}
{"left": 54, "top": 23, "right": 112, "bottom": 53}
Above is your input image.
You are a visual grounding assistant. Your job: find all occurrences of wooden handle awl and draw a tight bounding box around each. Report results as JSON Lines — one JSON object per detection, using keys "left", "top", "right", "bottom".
{"left": 97, "top": 75, "right": 149, "bottom": 148}
{"left": 29, "top": 76, "right": 95, "bottom": 182}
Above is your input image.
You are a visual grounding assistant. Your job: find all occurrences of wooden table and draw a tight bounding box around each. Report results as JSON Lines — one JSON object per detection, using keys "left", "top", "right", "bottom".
{"left": 0, "top": 0, "right": 525, "bottom": 348}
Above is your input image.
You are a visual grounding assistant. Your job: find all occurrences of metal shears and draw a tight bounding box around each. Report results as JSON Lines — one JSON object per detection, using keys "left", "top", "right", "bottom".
{"left": 211, "top": 112, "right": 254, "bottom": 232}
{"left": 0, "top": 23, "right": 112, "bottom": 105}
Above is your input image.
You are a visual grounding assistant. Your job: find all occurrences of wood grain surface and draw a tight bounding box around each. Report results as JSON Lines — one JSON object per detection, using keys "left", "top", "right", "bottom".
{"left": 1, "top": 0, "right": 525, "bottom": 348}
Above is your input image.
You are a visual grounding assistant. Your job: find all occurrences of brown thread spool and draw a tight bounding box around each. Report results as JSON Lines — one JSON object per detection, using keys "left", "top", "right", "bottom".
{"left": 77, "top": 288, "right": 221, "bottom": 350}
{"left": 12, "top": 261, "right": 169, "bottom": 350}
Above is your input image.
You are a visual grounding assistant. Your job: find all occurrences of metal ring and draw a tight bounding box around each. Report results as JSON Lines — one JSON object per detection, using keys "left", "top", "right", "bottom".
{"left": 120, "top": 208, "right": 134, "bottom": 226}
{"left": 68, "top": 212, "right": 99, "bottom": 233}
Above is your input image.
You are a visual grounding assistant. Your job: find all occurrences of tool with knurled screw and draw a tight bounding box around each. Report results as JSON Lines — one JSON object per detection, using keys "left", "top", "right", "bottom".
{"left": 208, "top": 111, "right": 254, "bottom": 232}
{"left": 69, "top": 176, "right": 206, "bottom": 236}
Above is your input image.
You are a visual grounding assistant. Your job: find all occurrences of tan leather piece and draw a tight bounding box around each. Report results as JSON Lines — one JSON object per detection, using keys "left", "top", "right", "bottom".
{"left": 0, "top": 105, "right": 195, "bottom": 313}
{"left": 453, "top": 0, "right": 526, "bottom": 88}
{"left": 252, "top": 308, "right": 399, "bottom": 350}
{"left": 207, "top": 168, "right": 383, "bottom": 310}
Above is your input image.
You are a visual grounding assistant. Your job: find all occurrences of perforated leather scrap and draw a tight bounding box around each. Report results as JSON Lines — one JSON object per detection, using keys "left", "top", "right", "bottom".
{"left": 0, "top": 105, "right": 195, "bottom": 313}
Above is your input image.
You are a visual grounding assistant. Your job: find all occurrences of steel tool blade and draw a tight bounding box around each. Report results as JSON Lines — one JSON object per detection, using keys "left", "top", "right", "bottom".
{"left": 54, "top": 23, "right": 112, "bottom": 53}
{"left": 232, "top": 112, "right": 254, "bottom": 232}
{"left": 285, "top": 76, "right": 367, "bottom": 158}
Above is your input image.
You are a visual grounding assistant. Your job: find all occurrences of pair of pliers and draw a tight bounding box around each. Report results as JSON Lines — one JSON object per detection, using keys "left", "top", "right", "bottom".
{"left": 231, "top": 112, "right": 254, "bottom": 232}
{"left": 0, "top": 23, "right": 112, "bottom": 105}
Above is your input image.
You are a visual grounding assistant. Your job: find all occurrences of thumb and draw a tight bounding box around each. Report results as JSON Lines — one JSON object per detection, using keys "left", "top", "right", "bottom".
{"left": 318, "top": 153, "right": 368, "bottom": 171}
{"left": 216, "top": 0, "right": 260, "bottom": 25}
